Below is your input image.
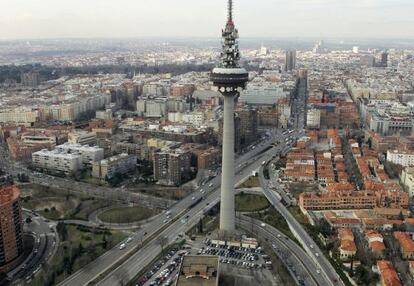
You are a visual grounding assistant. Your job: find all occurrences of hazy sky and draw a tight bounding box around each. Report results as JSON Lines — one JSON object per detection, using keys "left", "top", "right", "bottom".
{"left": 1, "top": 0, "right": 413, "bottom": 40}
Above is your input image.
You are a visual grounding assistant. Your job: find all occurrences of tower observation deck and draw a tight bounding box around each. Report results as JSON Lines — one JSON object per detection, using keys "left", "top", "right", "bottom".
{"left": 211, "top": 0, "right": 248, "bottom": 235}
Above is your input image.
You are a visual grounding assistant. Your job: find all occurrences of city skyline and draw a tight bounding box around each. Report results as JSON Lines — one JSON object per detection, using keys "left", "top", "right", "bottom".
{"left": 1, "top": 0, "right": 414, "bottom": 40}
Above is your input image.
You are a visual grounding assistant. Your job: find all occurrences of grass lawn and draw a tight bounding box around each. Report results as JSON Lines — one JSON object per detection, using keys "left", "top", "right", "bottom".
{"left": 28, "top": 225, "right": 128, "bottom": 286}
{"left": 71, "top": 199, "right": 111, "bottom": 221}
{"left": 186, "top": 215, "right": 219, "bottom": 237}
{"left": 235, "top": 193, "right": 270, "bottom": 212}
{"left": 98, "top": 206, "right": 160, "bottom": 224}
{"left": 237, "top": 176, "right": 260, "bottom": 189}
{"left": 249, "top": 207, "right": 296, "bottom": 243}
{"left": 288, "top": 206, "right": 309, "bottom": 225}
{"left": 19, "top": 183, "right": 111, "bottom": 221}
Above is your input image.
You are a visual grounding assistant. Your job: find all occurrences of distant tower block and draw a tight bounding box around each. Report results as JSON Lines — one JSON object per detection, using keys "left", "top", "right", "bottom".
{"left": 211, "top": 0, "right": 249, "bottom": 235}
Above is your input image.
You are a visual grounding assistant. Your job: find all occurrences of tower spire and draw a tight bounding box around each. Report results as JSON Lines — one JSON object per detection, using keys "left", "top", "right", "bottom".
{"left": 228, "top": 0, "right": 233, "bottom": 22}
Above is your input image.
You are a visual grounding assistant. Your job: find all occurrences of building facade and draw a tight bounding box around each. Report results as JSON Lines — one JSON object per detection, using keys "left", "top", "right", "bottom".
{"left": 92, "top": 153, "right": 137, "bottom": 180}
{"left": 0, "top": 186, "right": 23, "bottom": 272}
{"left": 32, "top": 149, "right": 83, "bottom": 174}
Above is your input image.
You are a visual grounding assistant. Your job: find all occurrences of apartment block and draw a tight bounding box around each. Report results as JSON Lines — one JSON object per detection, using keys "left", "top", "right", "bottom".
{"left": 55, "top": 143, "right": 104, "bottom": 166}
{"left": 394, "top": 232, "right": 414, "bottom": 260}
{"left": 401, "top": 167, "right": 414, "bottom": 197}
{"left": 299, "top": 190, "right": 408, "bottom": 211}
{"left": 0, "top": 186, "right": 23, "bottom": 272}
{"left": 365, "top": 230, "right": 385, "bottom": 258}
{"left": 387, "top": 149, "right": 414, "bottom": 167}
{"left": 92, "top": 153, "right": 137, "bottom": 180}
{"left": 32, "top": 149, "right": 83, "bottom": 174}
{"left": 153, "top": 149, "right": 192, "bottom": 186}
{"left": 377, "top": 260, "right": 402, "bottom": 286}
{"left": 68, "top": 130, "right": 97, "bottom": 146}
{"left": 338, "top": 228, "right": 357, "bottom": 261}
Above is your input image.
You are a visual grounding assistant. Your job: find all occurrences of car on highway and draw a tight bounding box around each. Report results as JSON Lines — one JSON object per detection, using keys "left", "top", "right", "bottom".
{"left": 119, "top": 243, "right": 126, "bottom": 250}
{"left": 126, "top": 237, "right": 133, "bottom": 243}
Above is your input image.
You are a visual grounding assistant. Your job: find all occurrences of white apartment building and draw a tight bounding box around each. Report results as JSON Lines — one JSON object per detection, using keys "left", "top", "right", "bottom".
{"left": 401, "top": 167, "right": 414, "bottom": 198}
{"left": 55, "top": 143, "right": 104, "bottom": 166}
{"left": 307, "top": 108, "right": 321, "bottom": 129}
{"left": 136, "top": 99, "right": 167, "bottom": 118}
{"left": 183, "top": 112, "right": 205, "bottom": 127}
{"left": 239, "top": 87, "right": 288, "bottom": 106}
{"left": 32, "top": 149, "right": 83, "bottom": 174}
{"left": 387, "top": 150, "right": 414, "bottom": 167}
{"left": 168, "top": 112, "right": 183, "bottom": 123}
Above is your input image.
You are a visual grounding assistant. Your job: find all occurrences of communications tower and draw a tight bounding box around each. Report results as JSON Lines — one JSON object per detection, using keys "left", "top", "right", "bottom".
{"left": 211, "top": 0, "right": 249, "bottom": 235}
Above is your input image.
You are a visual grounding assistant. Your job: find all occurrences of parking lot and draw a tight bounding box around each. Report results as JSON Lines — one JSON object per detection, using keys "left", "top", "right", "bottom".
{"left": 201, "top": 239, "right": 272, "bottom": 270}
{"left": 134, "top": 236, "right": 281, "bottom": 286}
{"left": 135, "top": 247, "right": 186, "bottom": 286}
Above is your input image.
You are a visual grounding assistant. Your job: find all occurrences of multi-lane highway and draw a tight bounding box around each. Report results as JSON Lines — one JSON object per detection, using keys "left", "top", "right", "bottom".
{"left": 59, "top": 133, "right": 288, "bottom": 286}
{"left": 259, "top": 164, "right": 344, "bottom": 286}
{"left": 237, "top": 216, "right": 322, "bottom": 286}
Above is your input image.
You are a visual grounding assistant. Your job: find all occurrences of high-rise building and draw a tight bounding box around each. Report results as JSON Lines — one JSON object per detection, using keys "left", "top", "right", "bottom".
{"left": 21, "top": 71, "right": 40, "bottom": 87}
{"left": 285, "top": 50, "right": 296, "bottom": 72}
{"left": 380, "top": 52, "right": 388, "bottom": 67}
{"left": 237, "top": 107, "right": 258, "bottom": 146}
{"left": 0, "top": 186, "right": 23, "bottom": 272}
{"left": 92, "top": 153, "right": 137, "bottom": 180}
{"left": 313, "top": 40, "right": 326, "bottom": 54}
{"left": 153, "top": 150, "right": 192, "bottom": 186}
{"left": 210, "top": 0, "right": 249, "bottom": 235}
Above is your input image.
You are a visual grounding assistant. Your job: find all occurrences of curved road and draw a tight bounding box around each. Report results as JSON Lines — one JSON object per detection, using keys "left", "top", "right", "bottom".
{"left": 59, "top": 134, "right": 286, "bottom": 286}
{"left": 238, "top": 216, "right": 326, "bottom": 286}
{"left": 259, "top": 162, "right": 344, "bottom": 286}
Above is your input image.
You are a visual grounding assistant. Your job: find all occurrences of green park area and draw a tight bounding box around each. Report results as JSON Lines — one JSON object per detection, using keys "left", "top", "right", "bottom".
{"left": 98, "top": 206, "right": 161, "bottom": 224}
{"left": 20, "top": 183, "right": 111, "bottom": 221}
{"left": 235, "top": 192, "right": 270, "bottom": 212}
{"left": 28, "top": 224, "right": 128, "bottom": 286}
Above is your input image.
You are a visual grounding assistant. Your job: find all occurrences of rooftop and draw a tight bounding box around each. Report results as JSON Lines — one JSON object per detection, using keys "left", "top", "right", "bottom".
{"left": 176, "top": 255, "right": 219, "bottom": 286}
{"left": 0, "top": 185, "right": 20, "bottom": 206}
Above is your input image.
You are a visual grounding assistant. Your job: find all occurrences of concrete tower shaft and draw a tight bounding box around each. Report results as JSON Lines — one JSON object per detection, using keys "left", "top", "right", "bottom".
{"left": 210, "top": 0, "right": 248, "bottom": 235}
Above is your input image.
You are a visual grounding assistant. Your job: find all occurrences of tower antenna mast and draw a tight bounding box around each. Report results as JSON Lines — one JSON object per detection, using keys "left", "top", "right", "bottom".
{"left": 228, "top": 0, "right": 233, "bottom": 22}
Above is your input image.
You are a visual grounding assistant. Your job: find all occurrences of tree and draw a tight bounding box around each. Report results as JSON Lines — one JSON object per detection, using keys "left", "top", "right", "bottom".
{"left": 198, "top": 218, "right": 203, "bottom": 234}
{"left": 102, "top": 235, "right": 108, "bottom": 249}
{"left": 56, "top": 222, "right": 68, "bottom": 241}
{"left": 78, "top": 242, "right": 84, "bottom": 254}
{"left": 157, "top": 236, "right": 168, "bottom": 253}
{"left": 63, "top": 255, "right": 73, "bottom": 275}
{"left": 318, "top": 218, "right": 333, "bottom": 237}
